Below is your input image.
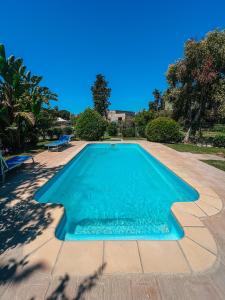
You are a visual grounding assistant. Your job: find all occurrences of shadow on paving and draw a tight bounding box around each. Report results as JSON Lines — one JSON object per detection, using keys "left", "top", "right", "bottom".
{"left": 0, "top": 162, "right": 62, "bottom": 255}
{"left": 46, "top": 263, "right": 106, "bottom": 300}
{"left": 0, "top": 255, "right": 46, "bottom": 285}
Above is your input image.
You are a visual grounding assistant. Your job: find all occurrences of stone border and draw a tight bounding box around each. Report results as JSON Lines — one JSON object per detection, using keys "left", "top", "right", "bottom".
{"left": 26, "top": 141, "right": 222, "bottom": 276}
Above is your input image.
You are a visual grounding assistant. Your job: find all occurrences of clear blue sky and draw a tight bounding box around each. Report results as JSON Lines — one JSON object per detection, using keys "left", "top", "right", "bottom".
{"left": 0, "top": 0, "right": 225, "bottom": 113}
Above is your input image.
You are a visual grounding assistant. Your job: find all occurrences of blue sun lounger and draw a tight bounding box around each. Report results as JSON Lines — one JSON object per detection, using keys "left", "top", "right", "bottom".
{"left": 0, "top": 152, "right": 34, "bottom": 183}
{"left": 45, "top": 135, "right": 72, "bottom": 151}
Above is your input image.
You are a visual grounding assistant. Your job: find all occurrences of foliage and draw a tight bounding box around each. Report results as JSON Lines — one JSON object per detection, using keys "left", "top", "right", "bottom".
{"left": 145, "top": 117, "right": 181, "bottom": 143}
{"left": 63, "top": 126, "right": 73, "bottom": 135}
{"left": 149, "top": 89, "right": 164, "bottom": 111}
{"left": 165, "top": 30, "right": 225, "bottom": 142}
{"left": 212, "top": 124, "right": 225, "bottom": 132}
{"left": 0, "top": 44, "right": 57, "bottom": 151}
{"left": 121, "top": 121, "right": 136, "bottom": 137}
{"left": 121, "top": 126, "right": 135, "bottom": 137}
{"left": 52, "top": 127, "right": 63, "bottom": 139}
{"left": 212, "top": 135, "right": 225, "bottom": 147}
{"left": 134, "top": 110, "right": 155, "bottom": 137}
{"left": 91, "top": 74, "right": 111, "bottom": 118}
{"left": 57, "top": 109, "right": 70, "bottom": 120}
{"left": 107, "top": 122, "right": 118, "bottom": 136}
{"left": 75, "top": 108, "right": 107, "bottom": 140}
{"left": 50, "top": 106, "right": 71, "bottom": 120}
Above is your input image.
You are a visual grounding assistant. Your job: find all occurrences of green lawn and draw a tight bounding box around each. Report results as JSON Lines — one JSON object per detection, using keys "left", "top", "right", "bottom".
{"left": 201, "top": 160, "right": 225, "bottom": 172}
{"left": 202, "top": 130, "right": 225, "bottom": 138}
{"left": 165, "top": 143, "right": 225, "bottom": 156}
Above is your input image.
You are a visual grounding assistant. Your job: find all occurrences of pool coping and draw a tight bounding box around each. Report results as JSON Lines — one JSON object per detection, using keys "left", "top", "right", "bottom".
{"left": 25, "top": 141, "right": 223, "bottom": 276}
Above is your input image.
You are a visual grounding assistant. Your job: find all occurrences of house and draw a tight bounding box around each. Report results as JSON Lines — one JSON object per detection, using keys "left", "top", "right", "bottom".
{"left": 107, "top": 110, "right": 135, "bottom": 123}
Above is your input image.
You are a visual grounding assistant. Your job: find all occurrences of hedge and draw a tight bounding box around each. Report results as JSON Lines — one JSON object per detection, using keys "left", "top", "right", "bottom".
{"left": 145, "top": 117, "right": 181, "bottom": 143}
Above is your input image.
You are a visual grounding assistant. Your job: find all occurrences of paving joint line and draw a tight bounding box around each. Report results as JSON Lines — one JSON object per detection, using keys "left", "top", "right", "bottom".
{"left": 136, "top": 241, "right": 144, "bottom": 273}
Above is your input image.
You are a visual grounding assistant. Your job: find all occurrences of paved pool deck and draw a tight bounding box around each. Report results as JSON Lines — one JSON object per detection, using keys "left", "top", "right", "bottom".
{"left": 0, "top": 140, "right": 225, "bottom": 299}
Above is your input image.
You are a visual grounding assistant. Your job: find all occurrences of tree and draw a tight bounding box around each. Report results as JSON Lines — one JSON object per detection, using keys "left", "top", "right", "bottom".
{"left": 134, "top": 110, "right": 155, "bottom": 137}
{"left": 166, "top": 30, "right": 225, "bottom": 142}
{"left": 91, "top": 74, "right": 111, "bottom": 118}
{"left": 75, "top": 108, "right": 106, "bottom": 140}
{"left": 149, "top": 89, "right": 164, "bottom": 112}
{"left": 0, "top": 44, "right": 57, "bottom": 150}
{"left": 107, "top": 122, "right": 118, "bottom": 136}
{"left": 58, "top": 109, "right": 71, "bottom": 120}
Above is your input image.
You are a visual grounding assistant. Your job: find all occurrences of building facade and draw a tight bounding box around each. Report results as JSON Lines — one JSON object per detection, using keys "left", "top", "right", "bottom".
{"left": 107, "top": 110, "right": 135, "bottom": 123}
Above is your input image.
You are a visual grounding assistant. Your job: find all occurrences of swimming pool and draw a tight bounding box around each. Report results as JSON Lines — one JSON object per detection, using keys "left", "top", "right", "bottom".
{"left": 34, "top": 143, "right": 199, "bottom": 240}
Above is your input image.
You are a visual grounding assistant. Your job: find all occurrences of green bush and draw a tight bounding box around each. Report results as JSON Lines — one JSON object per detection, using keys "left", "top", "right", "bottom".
{"left": 75, "top": 108, "right": 106, "bottom": 140}
{"left": 134, "top": 110, "right": 155, "bottom": 137}
{"left": 63, "top": 126, "right": 73, "bottom": 135}
{"left": 212, "top": 135, "right": 225, "bottom": 147}
{"left": 52, "top": 127, "right": 63, "bottom": 139}
{"left": 107, "top": 122, "right": 118, "bottom": 136}
{"left": 121, "top": 126, "right": 135, "bottom": 137}
{"left": 145, "top": 117, "right": 181, "bottom": 143}
{"left": 212, "top": 124, "right": 225, "bottom": 132}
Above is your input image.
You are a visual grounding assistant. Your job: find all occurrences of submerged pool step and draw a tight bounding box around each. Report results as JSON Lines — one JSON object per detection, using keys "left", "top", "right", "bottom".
{"left": 68, "top": 217, "right": 171, "bottom": 236}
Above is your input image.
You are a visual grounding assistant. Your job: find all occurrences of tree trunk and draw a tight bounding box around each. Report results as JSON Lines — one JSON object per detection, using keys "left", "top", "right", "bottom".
{"left": 183, "top": 126, "right": 192, "bottom": 143}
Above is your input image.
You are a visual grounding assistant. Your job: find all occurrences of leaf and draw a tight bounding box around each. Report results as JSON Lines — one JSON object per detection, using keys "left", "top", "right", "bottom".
{"left": 14, "top": 111, "right": 35, "bottom": 126}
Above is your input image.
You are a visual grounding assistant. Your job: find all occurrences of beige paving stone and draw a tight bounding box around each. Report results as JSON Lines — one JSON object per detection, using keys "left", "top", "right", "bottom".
{"left": 172, "top": 206, "right": 204, "bottom": 227}
{"left": 197, "top": 201, "right": 220, "bottom": 216}
{"left": 138, "top": 241, "right": 190, "bottom": 273}
{"left": 179, "top": 237, "right": 216, "bottom": 272}
{"left": 23, "top": 227, "right": 56, "bottom": 255}
{"left": 53, "top": 241, "right": 103, "bottom": 276}
{"left": 184, "top": 227, "right": 217, "bottom": 254}
{"left": 104, "top": 241, "right": 142, "bottom": 274}
{"left": 47, "top": 205, "right": 64, "bottom": 228}
{"left": 199, "top": 194, "right": 223, "bottom": 210}
{"left": 174, "top": 202, "right": 206, "bottom": 217}
{"left": 197, "top": 186, "right": 219, "bottom": 198}
{"left": 23, "top": 237, "right": 62, "bottom": 274}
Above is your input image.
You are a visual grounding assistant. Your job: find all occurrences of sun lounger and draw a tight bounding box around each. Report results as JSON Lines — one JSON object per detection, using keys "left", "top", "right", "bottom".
{"left": 0, "top": 152, "right": 34, "bottom": 183}
{"left": 45, "top": 135, "right": 72, "bottom": 151}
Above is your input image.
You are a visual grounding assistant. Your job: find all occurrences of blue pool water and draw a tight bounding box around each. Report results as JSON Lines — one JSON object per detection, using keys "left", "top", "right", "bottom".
{"left": 34, "top": 144, "right": 199, "bottom": 240}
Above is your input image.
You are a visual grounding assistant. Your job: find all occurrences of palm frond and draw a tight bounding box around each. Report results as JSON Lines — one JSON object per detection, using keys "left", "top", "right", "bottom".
{"left": 14, "top": 111, "right": 35, "bottom": 126}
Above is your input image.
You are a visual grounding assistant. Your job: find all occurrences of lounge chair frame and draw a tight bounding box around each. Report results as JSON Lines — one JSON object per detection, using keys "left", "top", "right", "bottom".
{"left": 0, "top": 151, "right": 34, "bottom": 183}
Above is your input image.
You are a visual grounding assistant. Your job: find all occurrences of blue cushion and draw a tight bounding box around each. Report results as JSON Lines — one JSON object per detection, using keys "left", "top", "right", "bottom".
{"left": 6, "top": 155, "right": 32, "bottom": 169}
{"left": 45, "top": 140, "right": 66, "bottom": 147}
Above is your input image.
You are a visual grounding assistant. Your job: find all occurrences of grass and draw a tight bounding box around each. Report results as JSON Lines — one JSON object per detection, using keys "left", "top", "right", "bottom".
{"left": 165, "top": 143, "right": 225, "bottom": 156}
{"left": 201, "top": 160, "right": 225, "bottom": 172}
{"left": 202, "top": 130, "right": 225, "bottom": 138}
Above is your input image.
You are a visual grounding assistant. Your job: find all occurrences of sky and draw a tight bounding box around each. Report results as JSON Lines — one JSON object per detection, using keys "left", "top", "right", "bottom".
{"left": 0, "top": 0, "right": 225, "bottom": 114}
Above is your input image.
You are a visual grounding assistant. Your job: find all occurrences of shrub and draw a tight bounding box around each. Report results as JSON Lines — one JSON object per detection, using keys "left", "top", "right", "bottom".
{"left": 145, "top": 117, "right": 181, "bottom": 143}
{"left": 107, "top": 122, "right": 118, "bottom": 136}
{"left": 63, "top": 126, "right": 73, "bottom": 135}
{"left": 212, "top": 124, "right": 225, "bottom": 132}
{"left": 47, "top": 128, "right": 54, "bottom": 139}
{"left": 75, "top": 108, "right": 106, "bottom": 140}
{"left": 212, "top": 135, "right": 225, "bottom": 147}
{"left": 121, "top": 126, "right": 135, "bottom": 137}
{"left": 134, "top": 110, "right": 155, "bottom": 137}
{"left": 52, "top": 127, "right": 63, "bottom": 139}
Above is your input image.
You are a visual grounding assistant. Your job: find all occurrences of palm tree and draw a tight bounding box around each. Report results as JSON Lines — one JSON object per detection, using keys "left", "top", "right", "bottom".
{"left": 0, "top": 44, "right": 58, "bottom": 151}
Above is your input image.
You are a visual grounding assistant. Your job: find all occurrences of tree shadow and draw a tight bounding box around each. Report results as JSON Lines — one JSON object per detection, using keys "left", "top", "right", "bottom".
{"left": 0, "top": 255, "right": 46, "bottom": 285}
{"left": 74, "top": 263, "right": 106, "bottom": 300}
{"left": 46, "top": 263, "right": 106, "bottom": 300}
{"left": 0, "top": 162, "right": 63, "bottom": 255}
